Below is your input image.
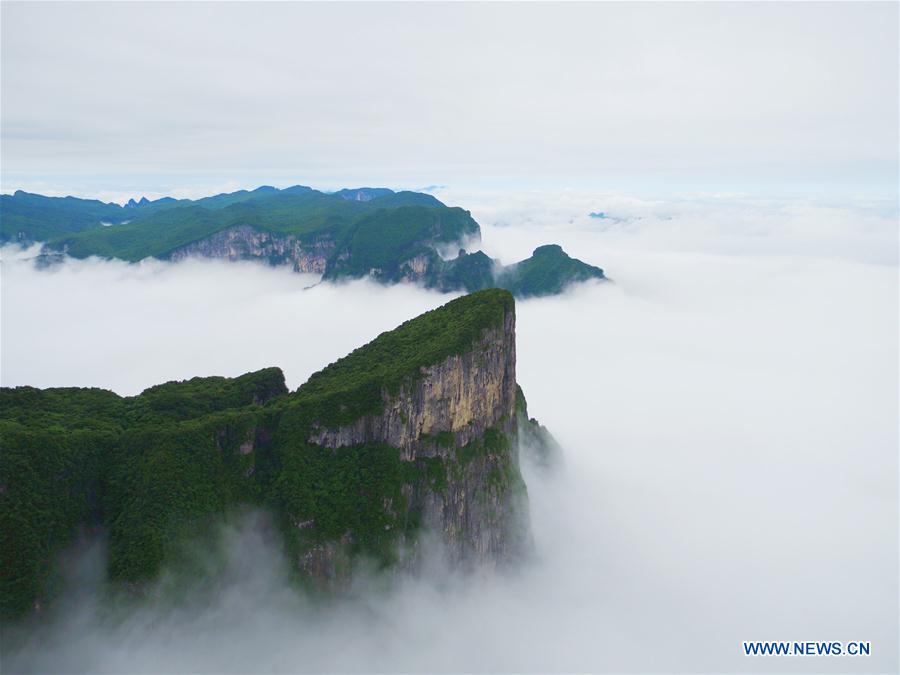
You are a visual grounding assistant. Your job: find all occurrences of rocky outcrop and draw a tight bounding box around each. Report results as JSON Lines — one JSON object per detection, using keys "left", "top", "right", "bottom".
{"left": 306, "top": 303, "right": 528, "bottom": 570}
{"left": 399, "top": 253, "right": 433, "bottom": 283}
{"left": 406, "top": 435, "right": 530, "bottom": 569}
{"left": 309, "top": 309, "right": 517, "bottom": 460}
{"left": 164, "top": 225, "right": 334, "bottom": 273}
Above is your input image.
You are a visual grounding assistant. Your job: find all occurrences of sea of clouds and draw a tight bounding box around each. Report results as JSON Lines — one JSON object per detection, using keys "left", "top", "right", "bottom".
{"left": 1, "top": 190, "right": 897, "bottom": 673}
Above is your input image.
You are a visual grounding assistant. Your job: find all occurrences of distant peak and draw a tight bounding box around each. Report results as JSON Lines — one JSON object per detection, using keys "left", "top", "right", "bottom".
{"left": 532, "top": 244, "right": 565, "bottom": 256}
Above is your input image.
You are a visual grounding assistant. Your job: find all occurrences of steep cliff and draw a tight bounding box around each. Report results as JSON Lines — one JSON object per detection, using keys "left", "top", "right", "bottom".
{"left": 273, "top": 289, "right": 529, "bottom": 577}
{"left": 164, "top": 224, "right": 334, "bottom": 273}
{"left": 0, "top": 290, "right": 540, "bottom": 616}
{"left": 293, "top": 290, "right": 527, "bottom": 572}
{"left": 308, "top": 308, "right": 516, "bottom": 459}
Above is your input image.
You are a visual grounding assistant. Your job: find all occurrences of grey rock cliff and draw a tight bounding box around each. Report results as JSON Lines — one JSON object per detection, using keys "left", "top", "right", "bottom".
{"left": 309, "top": 310, "right": 517, "bottom": 460}
{"left": 164, "top": 225, "right": 334, "bottom": 273}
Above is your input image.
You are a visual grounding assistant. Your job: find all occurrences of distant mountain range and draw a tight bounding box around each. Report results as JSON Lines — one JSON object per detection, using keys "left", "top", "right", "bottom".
{"left": 0, "top": 185, "right": 606, "bottom": 297}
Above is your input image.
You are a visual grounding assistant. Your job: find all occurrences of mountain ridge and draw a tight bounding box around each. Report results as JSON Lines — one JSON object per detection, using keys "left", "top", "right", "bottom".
{"left": 0, "top": 289, "right": 556, "bottom": 617}
{"left": 1, "top": 185, "right": 607, "bottom": 297}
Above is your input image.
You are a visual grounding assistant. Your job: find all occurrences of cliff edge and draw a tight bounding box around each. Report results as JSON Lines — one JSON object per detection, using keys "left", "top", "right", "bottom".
{"left": 279, "top": 289, "right": 528, "bottom": 575}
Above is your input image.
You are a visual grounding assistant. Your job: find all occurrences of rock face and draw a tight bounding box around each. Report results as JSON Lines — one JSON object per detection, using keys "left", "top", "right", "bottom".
{"left": 164, "top": 224, "right": 334, "bottom": 273}
{"left": 411, "top": 429, "right": 529, "bottom": 569}
{"left": 310, "top": 310, "right": 516, "bottom": 459}
{"left": 162, "top": 228, "right": 606, "bottom": 297}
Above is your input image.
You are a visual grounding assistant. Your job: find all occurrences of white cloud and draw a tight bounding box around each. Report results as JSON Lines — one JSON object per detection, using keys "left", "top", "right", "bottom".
{"left": 1, "top": 191, "right": 897, "bottom": 672}
{"left": 438, "top": 187, "right": 900, "bottom": 266}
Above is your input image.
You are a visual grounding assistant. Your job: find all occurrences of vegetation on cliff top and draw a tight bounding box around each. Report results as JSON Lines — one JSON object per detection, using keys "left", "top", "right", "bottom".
{"left": 323, "top": 205, "right": 478, "bottom": 282}
{"left": 496, "top": 244, "right": 605, "bottom": 297}
{"left": 127, "top": 367, "right": 287, "bottom": 424}
{"left": 285, "top": 288, "right": 514, "bottom": 428}
{"left": 48, "top": 192, "right": 458, "bottom": 262}
{"left": 0, "top": 368, "right": 289, "bottom": 615}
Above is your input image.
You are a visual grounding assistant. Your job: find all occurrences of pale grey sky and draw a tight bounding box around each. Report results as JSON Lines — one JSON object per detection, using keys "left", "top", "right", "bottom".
{"left": 1, "top": 1, "right": 897, "bottom": 200}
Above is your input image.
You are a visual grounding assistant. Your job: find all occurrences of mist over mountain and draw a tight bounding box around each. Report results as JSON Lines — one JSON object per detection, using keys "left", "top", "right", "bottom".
{"left": 2, "top": 191, "right": 896, "bottom": 673}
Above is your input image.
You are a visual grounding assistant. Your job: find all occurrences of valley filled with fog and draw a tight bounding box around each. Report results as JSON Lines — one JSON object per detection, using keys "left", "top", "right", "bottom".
{"left": 1, "top": 190, "right": 897, "bottom": 673}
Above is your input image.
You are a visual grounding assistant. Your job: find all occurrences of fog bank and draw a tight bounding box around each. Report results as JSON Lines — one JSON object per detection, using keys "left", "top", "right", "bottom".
{"left": 1, "top": 192, "right": 897, "bottom": 672}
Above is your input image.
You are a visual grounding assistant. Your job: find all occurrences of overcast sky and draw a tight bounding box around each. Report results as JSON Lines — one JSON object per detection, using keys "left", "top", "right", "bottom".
{"left": 1, "top": 2, "right": 897, "bottom": 201}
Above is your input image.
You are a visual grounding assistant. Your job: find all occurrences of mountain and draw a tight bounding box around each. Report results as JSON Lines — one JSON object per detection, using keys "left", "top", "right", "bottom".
{"left": 496, "top": 244, "right": 606, "bottom": 297}
{"left": 321, "top": 205, "right": 480, "bottom": 281}
{"left": 0, "top": 191, "right": 129, "bottom": 242}
{"left": 0, "top": 185, "right": 607, "bottom": 297}
{"left": 0, "top": 289, "right": 557, "bottom": 618}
